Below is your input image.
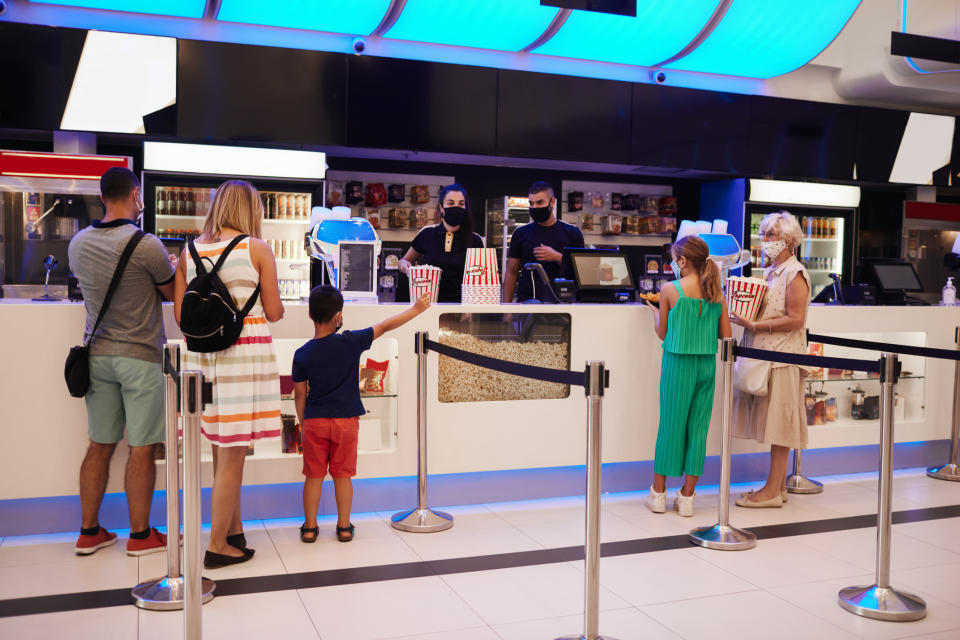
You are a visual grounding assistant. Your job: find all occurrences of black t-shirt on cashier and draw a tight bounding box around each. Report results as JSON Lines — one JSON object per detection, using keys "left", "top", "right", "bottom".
{"left": 291, "top": 328, "right": 374, "bottom": 419}
{"left": 508, "top": 219, "right": 585, "bottom": 301}
{"left": 411, "top": 224, "right": 484, "bottom": 303}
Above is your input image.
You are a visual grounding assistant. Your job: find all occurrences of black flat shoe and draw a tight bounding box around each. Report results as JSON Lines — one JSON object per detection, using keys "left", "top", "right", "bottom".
{"left": 226, "top": 533, "right": 255, "bottom": 556}
{"left": 204, "top": 549, "right": 253, "bottom": 569}
{"left": 300, "top": 524, "right": 319, "bottom": 543}
{"left": 336, "top": 523, "right": 355, "bottom": 542}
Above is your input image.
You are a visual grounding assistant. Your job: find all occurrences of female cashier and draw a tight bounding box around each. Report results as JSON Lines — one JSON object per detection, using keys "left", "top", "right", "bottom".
{"left": 399, "top": 183, "right": 484, "bottom": 303}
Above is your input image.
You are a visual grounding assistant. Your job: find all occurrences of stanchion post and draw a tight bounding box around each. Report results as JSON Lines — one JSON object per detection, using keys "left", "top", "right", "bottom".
{"left": 556, "top": 361, "right": 619, "bottom": 640}
{"left": 839, "top": 353, "right": 926, "bottom": 621}
{"left": 785, "top": 448, "right": 823, "bottom": 494}
{"left": 391, "top": 332, "right": 453, "bottom": 533}
{"left": 689, "top": 338, "right": 756, "bottom": 550}
{"left": 927, "top": 326, "right": 960, "bottom": 481}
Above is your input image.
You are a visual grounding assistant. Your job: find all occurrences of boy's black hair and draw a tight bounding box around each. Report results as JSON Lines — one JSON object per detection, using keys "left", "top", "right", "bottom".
{"left": 528, "top": 180, "right": 554, "bottom": 199}
{"left": 100, "top": 167, "right": 140, "bottom": 201}
{"left": 308, "top": 284, "right": 344, "bottom": 324}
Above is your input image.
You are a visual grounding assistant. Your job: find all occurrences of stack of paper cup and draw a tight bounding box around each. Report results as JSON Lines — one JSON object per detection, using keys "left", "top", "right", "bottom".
{"left": 462, "top": 248, "right": 501, "bottom": 304}
{"left": 726, "top": 276, "right": 767, "bottom": 322}
{"left": 408, "top": 265, "right": 442, "bottom": 303}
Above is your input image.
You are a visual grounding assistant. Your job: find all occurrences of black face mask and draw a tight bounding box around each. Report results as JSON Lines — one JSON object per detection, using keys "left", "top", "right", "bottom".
{"left": 442, "top": 206, "right": 466, "bottom": 228}
{"left": 529, "top": 205, "right": 552, "bottom": 224}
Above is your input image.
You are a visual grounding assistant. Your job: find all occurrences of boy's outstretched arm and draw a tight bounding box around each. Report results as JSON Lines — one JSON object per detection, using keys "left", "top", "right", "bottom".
{"left": 372, "top": 294, "right": 431, "bottom": 340}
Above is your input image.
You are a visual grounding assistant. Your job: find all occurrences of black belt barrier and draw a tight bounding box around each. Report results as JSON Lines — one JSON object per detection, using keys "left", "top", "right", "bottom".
{"left": 734, "top": 344, "right": 885, "bottom": 376}
{"left": 423, "top": 338, "right": 608, "bottom": 389}
{"left": 807, "top": 330, "right": 960, "bottom": 362}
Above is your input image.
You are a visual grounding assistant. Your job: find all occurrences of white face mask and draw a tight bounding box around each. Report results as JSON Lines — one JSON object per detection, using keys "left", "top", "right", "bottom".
{"left": 762, "top": 240, "right": 787, "bottom": 259}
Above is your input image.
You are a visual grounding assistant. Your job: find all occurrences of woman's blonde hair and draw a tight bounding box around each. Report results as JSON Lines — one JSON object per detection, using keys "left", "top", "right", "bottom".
{"left": 759, "top": 210, "right": 803, "bottom": 250}
{"left": 202, "top": 180, "right": 263, "bottom": 240}
{"left": 672, "top": 235, "right": 723, "bottom": 304}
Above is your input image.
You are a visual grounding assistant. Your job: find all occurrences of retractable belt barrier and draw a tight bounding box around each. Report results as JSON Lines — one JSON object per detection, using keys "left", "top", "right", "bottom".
{"left": 806, "top": 328, "right": 960, "bottom": 484}
{"left": 717, "top": 339, "right": 927, "bottom": 621}
{"left": 396, "top": 332, "right": 617, "bottom": 640}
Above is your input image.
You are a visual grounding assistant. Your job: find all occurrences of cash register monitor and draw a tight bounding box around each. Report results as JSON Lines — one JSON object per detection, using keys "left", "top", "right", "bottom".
{"left": 569, "top": 251, "right": 635, "bottom": 290}
{"left": 870, "top": 262, "right": 923, "bottom": 292}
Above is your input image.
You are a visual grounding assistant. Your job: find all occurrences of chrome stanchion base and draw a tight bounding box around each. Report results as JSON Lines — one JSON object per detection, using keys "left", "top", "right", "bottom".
{"left": 131, "top": 576, "right": 215, "bottom": 611}
{"left": 554, "top": 635, "right": 621, "bottom": 640}
{"left": 391, "top": 508, "right": 454, "bottom": 533}
{"left": 786, "top": 474, "right": 824, "bottom": 494}
{"left": 926, "top": 463, "right": 960, "bottom": 482}
{"left": 689, "top": 524, "right": 757, "bottom": 550}
{"left": 838, "top": 584, "right": 927, "bottom": 622}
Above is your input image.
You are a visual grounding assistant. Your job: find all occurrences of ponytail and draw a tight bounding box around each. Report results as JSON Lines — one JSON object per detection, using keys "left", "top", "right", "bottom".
{"left": 700, "top": 258, "right": 723, "bottom": 304}
{"left": 671, "top": 235, "right": 724, "bottom": 304}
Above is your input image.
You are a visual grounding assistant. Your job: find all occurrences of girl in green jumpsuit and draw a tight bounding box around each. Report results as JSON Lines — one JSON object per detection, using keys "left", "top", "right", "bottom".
{"left": 643, "top": 236, "right": 732, "bottom": 516}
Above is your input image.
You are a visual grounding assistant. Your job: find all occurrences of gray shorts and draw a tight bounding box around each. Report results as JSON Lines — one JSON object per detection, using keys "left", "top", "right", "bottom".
{"left": 85, "top": 355, "right": 165, "bottom": 447}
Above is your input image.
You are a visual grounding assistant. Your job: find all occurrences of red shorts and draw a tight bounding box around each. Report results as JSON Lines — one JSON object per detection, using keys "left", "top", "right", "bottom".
{"left": 301, "top": 417, "right": 360, "bottom": 478}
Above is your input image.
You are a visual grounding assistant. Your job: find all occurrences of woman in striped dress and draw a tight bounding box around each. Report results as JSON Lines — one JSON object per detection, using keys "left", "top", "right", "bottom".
{"left": 173, "top": 180, "right": 284, "bottom": 568}
{"left": 643, "top": 236, "right": 732, "bottom": 516}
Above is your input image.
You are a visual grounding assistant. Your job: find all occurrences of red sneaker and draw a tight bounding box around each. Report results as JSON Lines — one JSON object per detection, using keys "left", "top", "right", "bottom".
{"left": 126, "top": 528, "right": 167, "bottom": 556}
{"left": 75, "top": 528, "right": 118, "bottom": 555}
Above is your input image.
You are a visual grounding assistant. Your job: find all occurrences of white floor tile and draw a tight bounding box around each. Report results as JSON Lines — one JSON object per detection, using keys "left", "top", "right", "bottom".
{"left": 441, "top": 562, "right": 629, "bottom": 625}
{"left": 686, "top": 535, "right": 866, "bottom": 588}
{"left": 515, "top": 510, "right": 647, "bottom": 548}
{"left": 642, "top": 588, "right": 857, "bottom": 640}
{"left": 894, "top": 517, "right": 960, "bottom": 553}
{"left": 385, "top": 627, "right": 501, "bottom": 640}
{"left": 273, "top": 532, "right": 422, "bottom": 573}
{"left": 0, "top": 554, "right": 139, "bottom": 599}
{"left": 768, "top": 573, "right": 960, "bottom": 640}
{"left": 596, "top": 548, "right": 756, "bottom": 606}
{"left": 800, "top": 527, "right": 960, "bottom": 574}
{"left": 493, "top": 606, "right": 681, "bottom": 640}
{"left": 394, "top": 524, "right": 543, "bottom": 562}
{"left": 895, "top": 562, "right": 960, "bottom": 608}
{"left": 0, "top": 530, "right": 122, "bottom": 568}
{"left": 0, "top": 605, "right": 137, "bottom": 640}
{"left": 298, "top": 576, "right": 486, "bottom": 640}
{"left": 139, "top": 590, "right": 321, "bottom": 640}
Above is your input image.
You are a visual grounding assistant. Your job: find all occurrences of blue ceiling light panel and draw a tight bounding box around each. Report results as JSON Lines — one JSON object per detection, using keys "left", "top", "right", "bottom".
{"left": 384, "top": 0, "right": 560, "bottom": 52}
{"left": 664, "top": 0, "right": 862, "bottom": 79}
{"left": 535, "top": 0, "right": 720, "bottom": 67}
{"left": 31, "top": 0, "right": 206, "bottom": 18}
{"left": 217, "top": 0, "right": 393, "bottom": 35}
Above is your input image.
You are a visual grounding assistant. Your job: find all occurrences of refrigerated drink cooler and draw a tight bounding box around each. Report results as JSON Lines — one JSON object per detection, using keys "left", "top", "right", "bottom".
{"left": 485, "top": 196, "right": 531, "bottom": 280}
{"left": 745, "top": 203, "right": 857, "bottom": 300}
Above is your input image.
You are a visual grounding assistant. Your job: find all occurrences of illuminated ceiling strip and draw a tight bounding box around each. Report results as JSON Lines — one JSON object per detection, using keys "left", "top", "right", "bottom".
{"left": 533, "top": 1, "right": 721, "bottom": 69}
{"left": 144, "top": 142, "right": 326, "bottom": 179}
{"left": 29, "top": 0, "right": 205, "bottom": 18}
{"left": 749, "top": 179, "right": 861, "bottom": 208}
{"left": 216, "top": 0, "right": 393, "bottom": 36}
{"left": 385, "top": 1, "right": 560, "bottom": 53}
{"left": 665, "top": 0, "right": 862, "bottom": 79}
{"left": 901, "top": 0, "right": 959, "bottom": 75}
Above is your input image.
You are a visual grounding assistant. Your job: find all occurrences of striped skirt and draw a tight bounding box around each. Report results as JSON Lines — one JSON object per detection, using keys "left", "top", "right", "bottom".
{"left": 183, "top": 315, "right": 282, "bottom": 447}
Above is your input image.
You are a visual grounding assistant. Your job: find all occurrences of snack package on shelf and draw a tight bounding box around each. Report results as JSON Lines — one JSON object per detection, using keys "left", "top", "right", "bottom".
{"left": 658, "top": 196, "right": 678, "bottom": 215}
{"left": 360, "top": 358, "right": 389, "bottom": 393}
{"left": 624, "top": 193, "right": 641, "bottom": 211}
{"left": 601, "top": 213, "right": 623, "bottom": 235}
{"left": 807, "top": 342, "right": 824, "bottom": 378}
{"left": 410, "top": 185, "right": 430, "bottom": 204}
{"left": 411, "top": 208, "right": 429, "bottom": 228}
{"left": 579, "top": 212, "right": 595, "bottom": 231}
{"left": 567, "top": 191, "right": 584, "bottom": 212}
{"left": 640, "top": 196, "right": 660, "bottom": 216}
{"left": 610, "top": 193, "right": 623, "bottom": 210}
{"left": 622, "top": 215, "right": 640, "bottom": 234}
{"left": 660, "top": 217, "right": 677, "bottom": 232}
{"left": 387, "top": 184, "right": 406, "bottom": 203}
{"left": 591, "top": 192, "right": 605, "bottom": 208}
{"left": 362, "top": 207, "right": 381, "bottom": 230}
{"left": 388, "top": 207, "right": 409, "bottom": 228}
{"left": 346, "top": 181, "right": 364, "bottom": 204}
{"left": 365, "top": 183, "right": 387, "bottom": 207}
{"left": 407, "top": 265, "right": 442, "bottom": 303}
{"left": 637, "top": 215, "right": 660, "bottom": 234}
{"left": 327, "top": 181, "right": 344, "bottom": 207}
{"left": 726, "top": 276, "right": 767, "bottom": 322}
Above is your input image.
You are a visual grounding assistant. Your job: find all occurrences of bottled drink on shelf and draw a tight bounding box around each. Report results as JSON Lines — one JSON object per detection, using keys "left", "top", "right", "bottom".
{"left": 828, "top": 218, "right": 837, "bottom": 239}
{"left": 268, "top": 194, "right": 278, "bottom": 220}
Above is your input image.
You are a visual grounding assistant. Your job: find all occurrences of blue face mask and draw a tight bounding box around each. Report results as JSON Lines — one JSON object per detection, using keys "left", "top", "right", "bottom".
{"left": 670, "top": 260, "right": 681, "bottom": 280}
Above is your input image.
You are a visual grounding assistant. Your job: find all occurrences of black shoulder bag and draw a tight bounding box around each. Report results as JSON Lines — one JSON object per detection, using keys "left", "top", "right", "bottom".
{"left": 64, "top": 231, "right": 145, "bottom": 398}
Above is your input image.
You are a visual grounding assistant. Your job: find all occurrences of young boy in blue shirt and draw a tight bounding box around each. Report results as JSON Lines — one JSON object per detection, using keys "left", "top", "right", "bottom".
{"left": 292, "top": 285, "right": 431, "bottom": 542}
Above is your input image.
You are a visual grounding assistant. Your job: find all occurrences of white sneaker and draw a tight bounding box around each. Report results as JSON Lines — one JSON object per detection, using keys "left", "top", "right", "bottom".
{"left": 673, "top": 492, "right": 695, "bottom": 517}
{"left": 645, "top": 486, "right": 666, "bottom": 513}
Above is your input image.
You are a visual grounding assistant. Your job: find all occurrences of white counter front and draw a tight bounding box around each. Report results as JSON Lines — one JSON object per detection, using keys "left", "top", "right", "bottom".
{"left": 1, "top": 300, "right": 958, "bottom": 503}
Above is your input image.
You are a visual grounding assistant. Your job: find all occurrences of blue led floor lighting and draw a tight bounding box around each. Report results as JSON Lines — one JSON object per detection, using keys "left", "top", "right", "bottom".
{"left": 534, "top": 0, "right": 720, "bottom": 68}
{"left": 665, "top": 0, "right": 861, "bottom": 79}
{"left": 217, "top": 0, "right": 392, "bottom": 36}
{"left": 384, "top": 0, "right": 560, "bottom": 52}
{"left": 31, "top": 0, "right": 206, "bottom": 18}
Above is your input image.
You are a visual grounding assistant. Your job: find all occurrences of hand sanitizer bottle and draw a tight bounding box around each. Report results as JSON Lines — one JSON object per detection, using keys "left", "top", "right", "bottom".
{"left": 944, "top": 277, "right": 957, "bottom": 306}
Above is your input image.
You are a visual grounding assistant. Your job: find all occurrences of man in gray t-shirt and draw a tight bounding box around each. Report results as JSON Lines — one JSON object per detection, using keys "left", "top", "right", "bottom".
{"left": 67, "top": 167, "right": 175, "bottom": 557}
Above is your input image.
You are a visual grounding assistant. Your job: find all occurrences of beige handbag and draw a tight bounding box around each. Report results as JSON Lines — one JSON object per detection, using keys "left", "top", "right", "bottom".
{"left": 733, "top": 357, "right": 771, "bottom": 396}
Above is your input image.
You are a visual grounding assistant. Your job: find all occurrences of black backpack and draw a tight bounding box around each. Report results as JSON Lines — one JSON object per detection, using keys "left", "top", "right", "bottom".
{"left": 181, "top": 234, "right": 261, "bottom": 353}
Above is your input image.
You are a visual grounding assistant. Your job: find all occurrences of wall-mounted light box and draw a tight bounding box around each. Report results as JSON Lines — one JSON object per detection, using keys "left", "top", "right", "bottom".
{"left": 143, "top": 142, "right": 327, "bottom": 180}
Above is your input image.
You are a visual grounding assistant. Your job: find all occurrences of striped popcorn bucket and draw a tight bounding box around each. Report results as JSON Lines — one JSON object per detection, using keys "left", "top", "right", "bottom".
{"left": 726, "top": 276, "right": 767, "bottom": 322}
{"left": 463, "top": 248, "right": 500, "bottom": 286}
{"left": 408, "top": 265, "right": 442, "bottom": 303}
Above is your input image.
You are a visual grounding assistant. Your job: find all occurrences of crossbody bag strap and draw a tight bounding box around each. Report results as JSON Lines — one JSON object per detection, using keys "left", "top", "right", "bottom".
{"left": 87, "top": 230, "right": 145, "bottom": 346}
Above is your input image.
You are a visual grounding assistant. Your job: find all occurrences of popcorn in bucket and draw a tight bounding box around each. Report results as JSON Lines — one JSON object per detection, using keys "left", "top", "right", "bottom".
{"left": 726, "top": 276, "right": 767, "bottom": 323}
{"left": 408, "top": 265, "right": 442, "bottom": 303}
{"left": 463, "top": 248, "right": 500, "bottom": 286}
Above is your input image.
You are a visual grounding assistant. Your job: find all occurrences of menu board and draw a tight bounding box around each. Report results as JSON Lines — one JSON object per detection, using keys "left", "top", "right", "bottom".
{"left": 338, "top": 242, "right": 375, "bottom": 293}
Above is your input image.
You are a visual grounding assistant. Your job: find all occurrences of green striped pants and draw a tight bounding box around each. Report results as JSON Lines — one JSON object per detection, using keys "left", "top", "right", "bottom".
{"left": 654, "top": 351, "right": 716, "bottom": 477}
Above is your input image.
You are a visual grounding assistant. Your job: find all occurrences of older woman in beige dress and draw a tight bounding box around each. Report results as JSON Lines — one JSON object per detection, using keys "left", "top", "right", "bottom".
{"left": 731, "top": 211, "right": 811, "bottom": 508}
